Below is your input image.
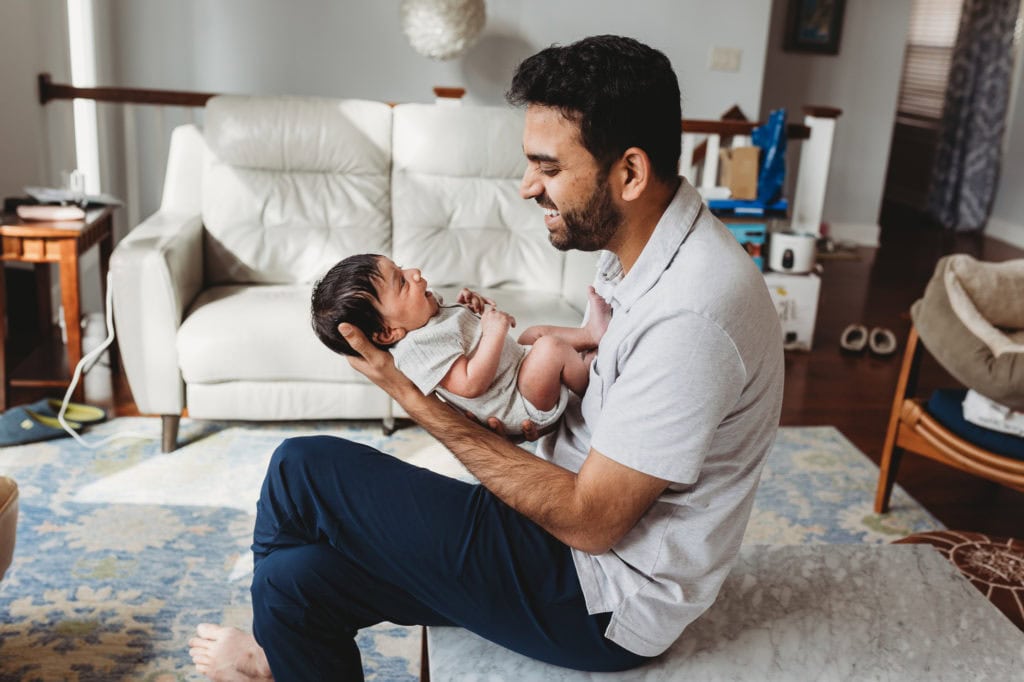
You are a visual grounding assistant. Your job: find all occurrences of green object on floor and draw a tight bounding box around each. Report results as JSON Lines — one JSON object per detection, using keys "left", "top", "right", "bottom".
{"left": 37, "top": 398, "right": 107, "bottom": 425}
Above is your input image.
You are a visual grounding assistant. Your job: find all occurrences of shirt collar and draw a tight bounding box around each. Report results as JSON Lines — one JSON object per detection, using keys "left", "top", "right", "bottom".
{"left": 597, "top": 178, "right": 703, "bottom": 312}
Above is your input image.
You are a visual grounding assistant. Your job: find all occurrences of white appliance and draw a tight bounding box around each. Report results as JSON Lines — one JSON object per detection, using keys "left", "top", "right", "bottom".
{"left": 769, "top": 231, "right": 817, "bottom": 274}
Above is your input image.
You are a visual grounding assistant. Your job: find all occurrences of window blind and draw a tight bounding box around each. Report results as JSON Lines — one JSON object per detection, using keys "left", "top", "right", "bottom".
{"left": 897, "top": 0, "right": 964, "bottom": 121}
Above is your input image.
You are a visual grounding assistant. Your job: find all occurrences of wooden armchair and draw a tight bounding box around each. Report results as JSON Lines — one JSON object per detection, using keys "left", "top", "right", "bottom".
{"left": 0, "top": 476, "right": 17, "bottom": 580}
{"left": 874, "top": 326, "right": 1024, "bottom": 513}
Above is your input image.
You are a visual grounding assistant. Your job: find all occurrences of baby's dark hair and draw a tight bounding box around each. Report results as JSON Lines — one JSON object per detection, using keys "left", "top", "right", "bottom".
{"left": 311, "top": 254, "right": 390, "bottom": 357}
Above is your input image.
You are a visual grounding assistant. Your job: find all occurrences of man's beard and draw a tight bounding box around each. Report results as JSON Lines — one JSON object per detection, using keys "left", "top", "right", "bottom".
{"left": 548, "top": 175, "right": 623, "bottom": 252}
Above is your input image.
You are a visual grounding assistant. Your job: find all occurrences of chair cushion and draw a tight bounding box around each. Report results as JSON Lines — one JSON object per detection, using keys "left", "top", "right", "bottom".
{"left": 894, "top": 531, "right": 1024, "bottom": 631}
{"left": 177, "top": 284, "right": 584, "bottom": 384}
{"left": 926, "top": 389, "right": 1024, "bottom": 461}
{"left": 202, "top": 95, "right": 394, "bottom": 285}
{"left": 912, "top": 254, "right": 1024, "bottom": 411}
{"left": 391, "top": 104, "right": 565, "bottom": 294}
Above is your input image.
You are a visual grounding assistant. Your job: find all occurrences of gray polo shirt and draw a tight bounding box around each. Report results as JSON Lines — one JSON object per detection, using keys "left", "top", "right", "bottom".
{"left": 536, "top": 179, "right": 784, "bottom": 657}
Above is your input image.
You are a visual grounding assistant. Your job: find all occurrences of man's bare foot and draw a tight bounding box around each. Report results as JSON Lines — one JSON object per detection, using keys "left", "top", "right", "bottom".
{"left": 584, "top": 286, "right": 612, "bottom": 345}
{"left": 188, "top": 623, "right": 273, "bottom": 681}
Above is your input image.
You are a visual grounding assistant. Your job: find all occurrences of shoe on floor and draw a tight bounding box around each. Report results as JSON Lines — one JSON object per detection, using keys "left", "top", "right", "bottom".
{"left": 839, "top": 324, "right": 868, "bottom": 353}
{"left": 869, "top": 327, "right": 898, "bottom": 356}
{"left": 0, "top": 406, "right": 82, "bottom": 447}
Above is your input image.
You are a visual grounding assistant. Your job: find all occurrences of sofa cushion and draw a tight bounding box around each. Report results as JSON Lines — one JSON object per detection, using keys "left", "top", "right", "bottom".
{"left": 391, "top": 104, "right": 564, "bottom": 294}
{"left": 202, "top": 96, "right": 393, "bottom": 285}
{"left": 178, "top": 284, "right": 358, "bottom": 384}
{"left": 177, "top": 284, "right": 584, "bottom": 385}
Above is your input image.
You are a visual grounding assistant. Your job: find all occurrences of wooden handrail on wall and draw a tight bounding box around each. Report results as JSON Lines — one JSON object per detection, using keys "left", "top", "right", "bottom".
{"left": 683, "top": 118, "right": 812, "bottom": 140}
{"left": 38, "top": 73, "right": 217, "bottom": 108}
{"left": 38, "top": 75, "right": 472, "bottom": 110}
{"left": 38, "top": 73, "right": 839, "bottom": 137}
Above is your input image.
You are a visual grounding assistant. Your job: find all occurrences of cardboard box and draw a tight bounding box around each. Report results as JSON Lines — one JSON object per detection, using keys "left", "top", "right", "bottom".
{"left": 719, "top": 146, "right": 760, "bottom": 200}
{"left": 763, "top": 271, "right": 821, "bottom": 351}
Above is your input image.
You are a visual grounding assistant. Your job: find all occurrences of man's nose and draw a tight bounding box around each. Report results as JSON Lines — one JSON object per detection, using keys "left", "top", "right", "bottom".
{"left": 520, "top": 167, "right": 541, "bottom": 200}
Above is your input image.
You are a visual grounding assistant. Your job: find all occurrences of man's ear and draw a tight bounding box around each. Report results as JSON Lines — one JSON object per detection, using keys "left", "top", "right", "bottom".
{"left": 616, "top": 147, "right": 652, "bottom": 202}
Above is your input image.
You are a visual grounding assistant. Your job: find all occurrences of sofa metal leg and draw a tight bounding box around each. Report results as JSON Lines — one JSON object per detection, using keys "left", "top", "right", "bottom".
{"left": 420, "top": 625, "right": 430, "bottom": 682}
{"left": 161, "top": 415, "right": 181, "bottom": 453}
{"left": 383, "top": 400, "right": 396, "bottom": 436}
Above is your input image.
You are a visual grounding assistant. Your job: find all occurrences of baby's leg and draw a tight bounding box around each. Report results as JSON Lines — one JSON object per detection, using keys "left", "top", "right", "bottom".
{"left": 583, "top": 286, "right": 612, "bottom": 348}
{"left": 518, "top": 336, "right": 593, "bottom": 411}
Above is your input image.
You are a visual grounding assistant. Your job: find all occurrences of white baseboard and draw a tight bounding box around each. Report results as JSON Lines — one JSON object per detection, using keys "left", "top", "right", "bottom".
{"left": 986, "top": 216, "right": 1024, "bottom": 250}
{"left": 825, "top": 222, "right": 880, "bottom": 247}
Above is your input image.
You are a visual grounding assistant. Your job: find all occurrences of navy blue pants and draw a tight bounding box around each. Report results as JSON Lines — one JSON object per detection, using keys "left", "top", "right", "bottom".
{"left": 249, "top": 435, "right": 648, "bottom": 680}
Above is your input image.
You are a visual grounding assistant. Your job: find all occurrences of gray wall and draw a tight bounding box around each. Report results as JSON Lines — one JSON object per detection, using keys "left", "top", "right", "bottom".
{"left": 0, "top": 0, "right": 76, "bottom": 199}
{"left": 760, "top": 0, "right": 911, "bottom": 235}
{"left": 97, "top": 0, "right": 771, "bottom": 117}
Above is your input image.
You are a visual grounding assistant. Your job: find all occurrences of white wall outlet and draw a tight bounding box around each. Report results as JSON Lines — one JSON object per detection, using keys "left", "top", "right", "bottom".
{"left": 709, "top": 46, "right": 742, "bottom": 72}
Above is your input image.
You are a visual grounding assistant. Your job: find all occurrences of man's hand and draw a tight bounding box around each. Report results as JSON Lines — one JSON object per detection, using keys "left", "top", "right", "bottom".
{"left": 466, "top": 411, "right": 542, "bottom": 443}
{"left": 457, "top": 288, "right": 496, "bottom": 314}
{"left": 340, "top": 323, "right": 421, "bottom": 402}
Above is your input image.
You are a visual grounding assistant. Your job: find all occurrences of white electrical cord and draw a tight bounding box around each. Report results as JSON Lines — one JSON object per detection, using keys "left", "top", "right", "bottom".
{"left": 56, "top": 271, "right": 155, "bottom": 448}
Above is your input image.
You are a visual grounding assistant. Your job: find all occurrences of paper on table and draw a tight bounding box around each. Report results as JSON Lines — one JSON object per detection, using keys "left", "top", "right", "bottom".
{"left": 16, "top": 204, "right": 87, "bottom": 222}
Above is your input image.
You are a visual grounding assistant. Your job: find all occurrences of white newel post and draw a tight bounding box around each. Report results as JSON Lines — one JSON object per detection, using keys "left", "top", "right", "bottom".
{"left": 680, "top": 133, "right": 696, "bottom": 184}
{"left": 702, "top": 133, "right": 721, "bottom": 191}
{"left": 791, "top": 106, "right": 841, "bottom": 236}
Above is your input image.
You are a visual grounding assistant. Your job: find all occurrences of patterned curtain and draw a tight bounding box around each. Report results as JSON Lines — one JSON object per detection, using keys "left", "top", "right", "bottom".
{"left": 927, "top": 0, "right": 1021, "bottom": 232}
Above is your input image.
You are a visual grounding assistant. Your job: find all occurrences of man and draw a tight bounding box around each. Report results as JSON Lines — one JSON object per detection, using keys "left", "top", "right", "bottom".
{"left": 190, "top": 34, "right": 783, "bottom": 680}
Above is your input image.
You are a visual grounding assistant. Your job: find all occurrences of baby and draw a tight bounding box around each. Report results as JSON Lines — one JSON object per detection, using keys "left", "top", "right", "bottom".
{"left": 311, "top": 254, "right": 610, "bottom": 435}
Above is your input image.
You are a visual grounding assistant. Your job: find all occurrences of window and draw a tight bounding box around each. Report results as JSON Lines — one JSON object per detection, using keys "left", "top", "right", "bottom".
{"left": 897, "top": 0, "right": 964, "bottom": 124}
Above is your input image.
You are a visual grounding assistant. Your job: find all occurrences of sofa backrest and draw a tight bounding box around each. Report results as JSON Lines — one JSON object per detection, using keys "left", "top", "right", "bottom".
{"left": 202, "top": 95, "right": 393, "bottom": 284}
{"left": 391, "top": 103, "right": 566, "bottom": 294}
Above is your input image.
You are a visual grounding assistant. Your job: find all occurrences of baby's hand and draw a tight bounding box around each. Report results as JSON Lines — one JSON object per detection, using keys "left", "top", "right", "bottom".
{"left": 457, "top": 288, "right": 495, "bottom": 314}
{"left": 480, "top": 306, "right": 515, "bottom": 336}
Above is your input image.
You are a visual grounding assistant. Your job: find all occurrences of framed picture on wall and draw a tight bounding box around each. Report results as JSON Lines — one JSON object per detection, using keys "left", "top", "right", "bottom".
{"left": 784, "top": 0, "right": 846, "bottom": 55}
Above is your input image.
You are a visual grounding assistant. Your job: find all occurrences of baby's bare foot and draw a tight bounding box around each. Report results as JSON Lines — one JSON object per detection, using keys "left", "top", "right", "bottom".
{"left": 584, "top": 286, "right": 612, "bottom": 345}
{"left": 188, "top": 623, "right": 273, "bottom": 681}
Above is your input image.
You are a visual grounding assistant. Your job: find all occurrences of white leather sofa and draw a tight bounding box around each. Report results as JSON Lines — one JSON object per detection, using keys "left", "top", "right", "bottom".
{"left": 111, "top": 96, "right": 597, "bottom": 451}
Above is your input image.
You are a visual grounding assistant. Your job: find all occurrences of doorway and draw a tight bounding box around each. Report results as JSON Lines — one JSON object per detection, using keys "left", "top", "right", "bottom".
{"left": 880, "top": 0, "right": 964, "bottom": 228}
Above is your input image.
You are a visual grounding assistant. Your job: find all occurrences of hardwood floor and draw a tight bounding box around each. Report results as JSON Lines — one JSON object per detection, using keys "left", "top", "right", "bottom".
{"left": 6, "top": 204, "right": 1024, "bottom": 537}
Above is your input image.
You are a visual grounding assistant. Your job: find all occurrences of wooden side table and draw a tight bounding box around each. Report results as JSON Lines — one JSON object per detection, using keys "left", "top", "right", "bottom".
{"left": 0, "top": 207, "right": 115, "bottom": 410}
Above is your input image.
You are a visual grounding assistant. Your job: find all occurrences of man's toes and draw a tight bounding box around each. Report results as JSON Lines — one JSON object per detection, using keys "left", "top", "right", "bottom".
{"left": 196, "top": 622, "right": 224, "bottom": 639}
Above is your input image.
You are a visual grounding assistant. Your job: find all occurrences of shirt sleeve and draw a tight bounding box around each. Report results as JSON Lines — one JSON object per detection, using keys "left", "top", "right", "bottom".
{"left": 589, "top": 310, "right": 745, "bottom": 484}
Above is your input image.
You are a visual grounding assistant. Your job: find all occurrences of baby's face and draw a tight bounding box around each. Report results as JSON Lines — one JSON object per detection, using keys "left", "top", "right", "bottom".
{"left": 373, "top": 257, "right": 440, "bottom": 337}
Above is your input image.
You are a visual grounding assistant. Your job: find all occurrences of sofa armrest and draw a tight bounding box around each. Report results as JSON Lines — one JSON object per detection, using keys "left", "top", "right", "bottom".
{"left": 110, "top": 212, "right": 204, "bottom": 415}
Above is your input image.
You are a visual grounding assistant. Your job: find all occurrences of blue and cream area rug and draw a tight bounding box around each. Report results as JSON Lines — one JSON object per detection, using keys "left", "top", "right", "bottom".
{"left": 0, "top": 420, "right": 941, "bottom": 681}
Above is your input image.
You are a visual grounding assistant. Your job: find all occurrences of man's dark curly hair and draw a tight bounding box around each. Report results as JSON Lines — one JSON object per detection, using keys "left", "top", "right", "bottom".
{"left": 311, "top": 254, "right": 391, "bottom": 357}
{"left": 506, "top": 35, "right": 681, "bottom": 184}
